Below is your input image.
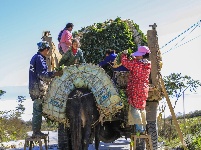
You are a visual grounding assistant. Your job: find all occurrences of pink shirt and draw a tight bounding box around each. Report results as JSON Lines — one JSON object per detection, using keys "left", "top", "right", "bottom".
{"left": 60, "top": 30, "right": 72, "bottom": 43}
{"left": 59, "top": 30, "right": 72, "bottom": 53}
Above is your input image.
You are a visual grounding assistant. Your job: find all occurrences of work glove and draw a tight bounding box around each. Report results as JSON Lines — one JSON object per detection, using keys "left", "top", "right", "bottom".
{"left": 123, "top": 50, "right": 128, "bottom": 54}
{"left": 53, "top": 70, "right": 63, "bottom": 77}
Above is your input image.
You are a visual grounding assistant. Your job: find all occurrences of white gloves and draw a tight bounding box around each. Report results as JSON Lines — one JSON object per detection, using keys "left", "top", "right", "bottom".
{"left": 123, "top": 50, "right": 128, "bottom": 54}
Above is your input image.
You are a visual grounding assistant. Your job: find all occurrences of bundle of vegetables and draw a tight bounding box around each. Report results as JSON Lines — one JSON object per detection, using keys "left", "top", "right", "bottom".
{"left": 54, "top": 64, "right": 64, "bottom": 71}
{"left": 114, "top": 48, "right": 133, "bottom": 66}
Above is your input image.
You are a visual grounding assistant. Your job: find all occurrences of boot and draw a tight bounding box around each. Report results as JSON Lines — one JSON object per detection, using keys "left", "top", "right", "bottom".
{"left": 135, "top": 124, "right": 146, "bottom": 135}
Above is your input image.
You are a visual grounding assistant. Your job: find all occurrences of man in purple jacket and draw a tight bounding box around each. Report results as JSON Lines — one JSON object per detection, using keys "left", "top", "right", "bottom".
{"left": 29, "top": 41, "right": 62, "bottom": 136}
{"left": 99, "top": 49, "right": 128, "bottom": 71}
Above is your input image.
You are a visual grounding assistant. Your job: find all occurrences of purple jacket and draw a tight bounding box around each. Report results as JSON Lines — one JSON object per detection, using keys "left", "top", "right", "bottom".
{"left": 99, "top": 53, "right": 128, "bottom": 71}
{"left": 29, "top": 52, "right": 54, "bottom": 100}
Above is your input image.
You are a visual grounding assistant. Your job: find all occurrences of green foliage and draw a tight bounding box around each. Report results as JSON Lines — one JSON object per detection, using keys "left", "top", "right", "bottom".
{"left": 75, "top": 17, "right": 147, "bottom": 64}
{"left": 163, "top": 73, "right": 201, "bottom": 98}
{"left": 115, "top": 48, "right": 133, "bottom": 65}
{"left": 187, "top": 135, "right": 201, "bottom": 150}
{"left": 0, "top": 96, "right": 27, "bottom": 142}
{"left": 158, "top": 111, "right": 201, "bottom": 149}
{"left": 41, "top": 119, "right": 58, "bottom": 131}
{"left": 177, "top": 110, "right": 201, "bottom": 119}
{"left": 184, "top": 117, "right": 201, "bottom": 149}
{"left": 0, "top": 110, "right": 28, "bottom": 142}
{"left": 0, "top": 116, "right": 57, "bottom": 143}
{"left": 0, "top": 90, "right": 6, "bottom": 98}
{"left": 15, "top": 96, "right": 26, "bottom": 118}
{"left": 118, "top": 89, "right": 129, "bottom": 111}
{"left": 54, "top": 64, "right": 64, "bottom": 71}
{"left": 161, "top": 73, "right": 201, "bottom": 149}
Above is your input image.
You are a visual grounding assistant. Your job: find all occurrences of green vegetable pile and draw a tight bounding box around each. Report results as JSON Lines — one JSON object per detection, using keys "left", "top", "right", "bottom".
{"left": 54, "top": 64, "right": 64, "bottom": 71}
{"left": 73, "top": 17, "right": 147, "bottom": 65}
{"left": 119, "top": 89, "right": 129, "bottom": 111}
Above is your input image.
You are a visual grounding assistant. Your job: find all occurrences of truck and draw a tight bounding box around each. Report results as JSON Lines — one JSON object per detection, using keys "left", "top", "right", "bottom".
{"left": 42, "top": 18, "right": 164, "bottom": 150}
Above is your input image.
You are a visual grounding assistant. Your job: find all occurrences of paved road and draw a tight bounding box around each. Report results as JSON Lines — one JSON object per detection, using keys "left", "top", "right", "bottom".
{"left": 2, "top": 131, "right": 164, "bottom": 150}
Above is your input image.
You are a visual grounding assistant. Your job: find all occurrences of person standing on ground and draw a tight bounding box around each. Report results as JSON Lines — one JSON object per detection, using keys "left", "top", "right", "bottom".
{"left": 121, "top": 46, "right": 151, "bottom": 133}
{"left": 29, "top": 41, "right": 62, "bottom": 136}
{"left": 58, "top": 23, "right": 74, "bottom": 54}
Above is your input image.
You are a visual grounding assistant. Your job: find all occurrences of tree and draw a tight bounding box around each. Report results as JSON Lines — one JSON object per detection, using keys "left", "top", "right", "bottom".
{"left": 163, "top": 73, "right": 201, "bottom": 98}
{"left": 15, "top": 96, "right": 26, "bottom": 118}
{"left": 0, "top": 94, "right": 27, "bottom": 142}
{"left": 160, "top": 73, "right": 201, "bottom": 148}
{"left": 0, "top": 90, "right": 6, "bottom": 98}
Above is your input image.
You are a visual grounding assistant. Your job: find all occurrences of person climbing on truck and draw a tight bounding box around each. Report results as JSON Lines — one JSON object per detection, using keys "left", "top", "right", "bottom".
{"left": 58, "top": 23, "right": 74, "bottom": 55}
{"left": 29, "top": 41, "right": 63, "bottom": 136}
{"left": 99, "top": 49, "right": 128, "bottom": 78}
{"left": 99, "top": 49, "right": 128, "bottom": 71}
{"left": 57, "top": 39, "right": 86, "bottom": 102}
{"left": 121, "top": 46, "right": 151, "bottom": 134}
{"left": 59, "top": 38, "right": 85, "bottom": 66}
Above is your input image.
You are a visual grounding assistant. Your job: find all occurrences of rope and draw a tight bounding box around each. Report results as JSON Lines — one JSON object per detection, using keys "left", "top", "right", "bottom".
{"left": 67, "top": 92, "right": 93, "bottom": 99}
{"left": 91, "top": 119, "right": 99, "bottom": 128}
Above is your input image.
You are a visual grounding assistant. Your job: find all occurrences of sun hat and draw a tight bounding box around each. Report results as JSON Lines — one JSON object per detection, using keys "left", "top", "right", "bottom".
{"left": 138, "top": 46, "right": 150, "bottom": 53}
{"left": 132, "top": 46, "right": 151, "bottom": 56}
{"left": 37, "top": 41, "right": 50, "bottom": 50}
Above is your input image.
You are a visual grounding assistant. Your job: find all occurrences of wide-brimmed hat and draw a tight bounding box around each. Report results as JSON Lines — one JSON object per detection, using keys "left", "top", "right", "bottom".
{"left": 132, "top": 46, "right": 150, "bottom": 56}
{"left": 37, "top": 41, "right": 50, "bottom": 50}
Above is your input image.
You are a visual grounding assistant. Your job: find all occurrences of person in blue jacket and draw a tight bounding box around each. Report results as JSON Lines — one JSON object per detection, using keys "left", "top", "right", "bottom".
{"left": 29, "top": 41, "right": 62, "bottom": 136}
{"left": 99, "top": 49, "right": 128, "bottom": 71}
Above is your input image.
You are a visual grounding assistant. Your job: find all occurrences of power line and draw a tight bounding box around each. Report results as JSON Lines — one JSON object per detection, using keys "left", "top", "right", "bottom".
{"left": 160, "top": 20, "right": 201, "bottom": 50}
{"left": 163, "top": 21, "right": 200, "bottom": 55}
{"left": 162, "top": 34, "right": 201, "bottom": 55}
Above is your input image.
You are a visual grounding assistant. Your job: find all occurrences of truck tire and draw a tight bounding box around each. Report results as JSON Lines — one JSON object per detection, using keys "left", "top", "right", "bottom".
{"left": 146, "top": 101, "right": 158, "bottom": 150}
{"left": 147, "top": 121, "right": 158, "bottom": 150}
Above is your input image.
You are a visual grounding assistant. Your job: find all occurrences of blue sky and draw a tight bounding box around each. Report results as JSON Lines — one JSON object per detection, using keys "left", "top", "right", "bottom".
{"left": 0, "top": 0, "right": 201, "bottom": 119}
{"left": 0, "top": 0, "right": 201, "bottom": 87}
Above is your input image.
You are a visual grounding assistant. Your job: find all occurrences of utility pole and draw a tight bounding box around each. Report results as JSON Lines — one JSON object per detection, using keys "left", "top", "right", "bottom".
{"left": 147, "top": 23, "right": 187, "bottom": 149}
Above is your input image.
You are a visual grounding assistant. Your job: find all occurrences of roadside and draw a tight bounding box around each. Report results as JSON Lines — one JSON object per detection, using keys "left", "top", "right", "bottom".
{"left": 1, "top": 131, "right": 131, "bottom": 150}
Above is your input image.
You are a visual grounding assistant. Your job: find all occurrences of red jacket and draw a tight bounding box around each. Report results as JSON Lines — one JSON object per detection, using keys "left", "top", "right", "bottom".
{"left": 121, "top": 54, "right": 151, "bottom": 109}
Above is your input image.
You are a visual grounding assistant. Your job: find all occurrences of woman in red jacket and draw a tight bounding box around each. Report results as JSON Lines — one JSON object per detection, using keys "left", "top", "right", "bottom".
{"left": 121, "top": 46, "right": 151, "bottom": 133}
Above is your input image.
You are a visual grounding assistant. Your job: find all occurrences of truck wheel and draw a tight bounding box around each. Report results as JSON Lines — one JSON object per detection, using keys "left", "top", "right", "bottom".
{"left": 147, "top": 121, "right": 158, "bottom": 150}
